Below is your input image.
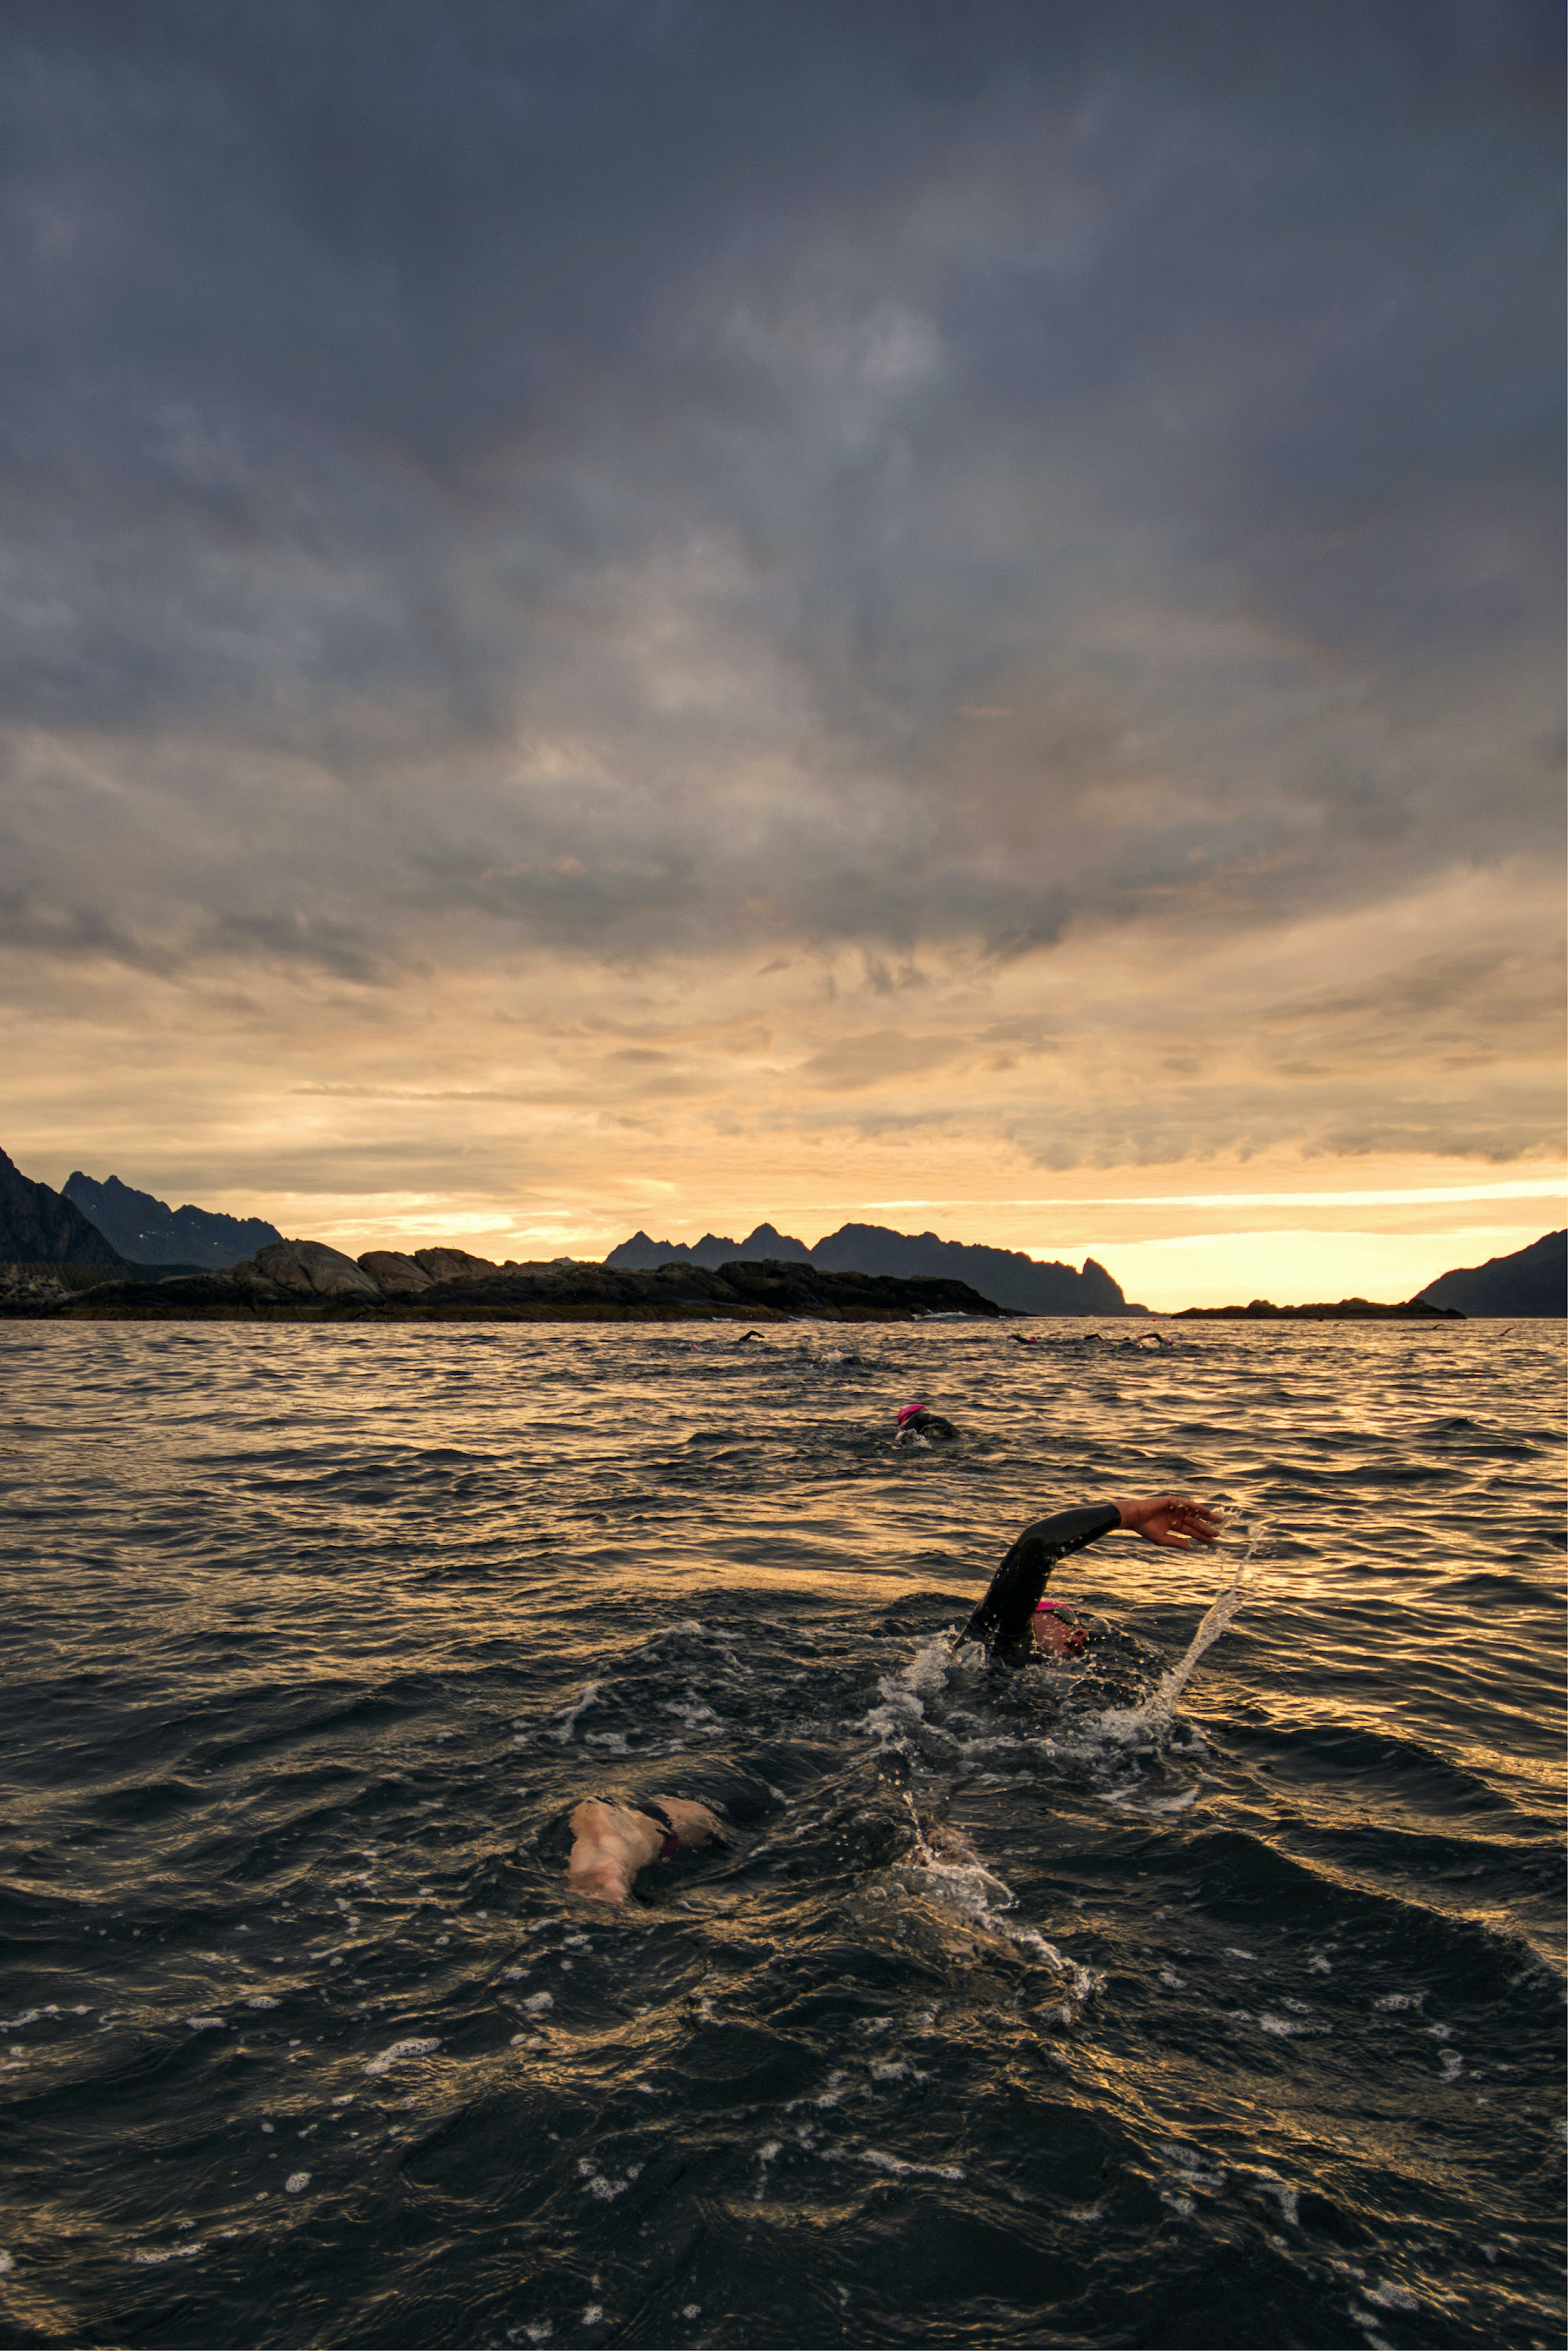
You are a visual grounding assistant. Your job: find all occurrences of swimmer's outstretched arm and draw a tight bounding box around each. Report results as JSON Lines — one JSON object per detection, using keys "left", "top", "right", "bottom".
{"left": 962, "top": 1494, "right": 1220, "bottom": 1660}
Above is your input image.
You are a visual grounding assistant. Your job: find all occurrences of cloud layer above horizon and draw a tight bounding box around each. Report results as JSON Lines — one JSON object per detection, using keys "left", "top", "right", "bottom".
{"left": 2, "top": 0, "right": 1563, "bottom": 1301}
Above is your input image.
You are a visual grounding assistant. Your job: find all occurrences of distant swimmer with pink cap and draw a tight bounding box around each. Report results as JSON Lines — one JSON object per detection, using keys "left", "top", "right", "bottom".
{"left": 895, "top": 1402, "right": 959, "bottom": 1443}
{"left": 964, "top": 1493, "right": 1221, "bottom": 1664}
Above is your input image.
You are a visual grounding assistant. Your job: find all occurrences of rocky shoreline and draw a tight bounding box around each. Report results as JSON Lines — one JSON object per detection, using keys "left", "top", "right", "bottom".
{"left": 1172, "top": 1297, "right": 1465, "bottom": 1322}
{"left": 0, "top": 1239, "right": 1008, "bottom": 1324}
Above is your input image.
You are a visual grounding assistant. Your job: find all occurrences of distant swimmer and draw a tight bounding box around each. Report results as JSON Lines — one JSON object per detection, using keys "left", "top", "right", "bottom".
{"left": 896, "top": 1402, "right": 958, "bottom": 1442}
{"left": 963, "top": 1493, "right": 1220, "bottom": 1664}
{"left": 735, "top": 1330, "right": 766, "bottom": 1343}
{"left": 1011, "top": 1333, "right": 1044, "bottom": 1348}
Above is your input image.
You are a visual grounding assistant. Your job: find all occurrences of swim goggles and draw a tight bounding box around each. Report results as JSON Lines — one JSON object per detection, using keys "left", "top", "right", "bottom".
{"left": 1033, "top": 1598, "right": 1087, "bottom": 1652}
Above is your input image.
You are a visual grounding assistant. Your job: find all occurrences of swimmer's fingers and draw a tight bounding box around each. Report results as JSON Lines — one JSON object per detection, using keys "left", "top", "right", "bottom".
{"left": 1116, "top": 1493, "right": 1222, "bottom": 1546}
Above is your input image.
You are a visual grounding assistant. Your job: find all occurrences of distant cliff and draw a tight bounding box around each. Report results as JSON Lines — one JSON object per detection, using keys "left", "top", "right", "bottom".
{"left": 0, "top": 1148, "right": 127, "bottom": 1272}
{"left": 605, "top": 1220, "right": 1145, "bottom": 1315}
{"left": 64, "top": 1170, "right": 282, "bottom": 1270}
{"left": 1414, "top": 1229, "right": 1566, "bottom": 1318}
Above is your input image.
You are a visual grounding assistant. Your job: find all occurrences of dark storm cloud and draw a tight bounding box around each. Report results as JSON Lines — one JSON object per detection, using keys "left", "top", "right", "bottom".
{"left": 0, "top": 0, "right": 1560, "bottom": 974}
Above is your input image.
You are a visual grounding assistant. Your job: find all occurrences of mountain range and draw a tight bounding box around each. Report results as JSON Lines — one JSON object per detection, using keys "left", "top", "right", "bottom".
{"left": 62, "top": 1170, "right": 282, "bottom": 1270}
{"left": 607, "top": 1223, "right": 1145, "bottom": 1315}
{"left": 0, "top": 1145, "right": 1561, "bottom": 1315}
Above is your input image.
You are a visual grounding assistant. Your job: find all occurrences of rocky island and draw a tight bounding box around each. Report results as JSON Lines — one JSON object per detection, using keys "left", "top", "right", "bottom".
{"left": 1172, "top": 1297, "right": 1464, "bottom": 1322}
{"left": 4, "top": 1238, "right": 1009, "bottom": 1324}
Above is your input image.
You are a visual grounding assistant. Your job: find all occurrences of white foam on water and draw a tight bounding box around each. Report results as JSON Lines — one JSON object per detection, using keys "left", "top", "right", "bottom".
{"left": 1163, "top": 2141, "right": 1227, "bottom": 2190}
{"left": 1257, "top": 2168, "right": 1300, "bottom": 2226}
{"left": 1365, "top": 2281, "right": 1420, "bottom": 2311}
{"left": 284, "top": 2171, "right": 310, "bottom": 2193}
{"left": 131, "top": 2242, "right": 205, "bottom": 2264}
{"left": 576, "top": 2157, "right": 641, "bottom": 2202}
{"left": 856, "top": 2148, "right": 964, "bottom": 2182}
{"left": 548, "top": 1682, "right": 604, "bottom": 1745}
{"left": 901, "top": 1633, "right": 956, "bottom": 1700}
{"left": 364, "top": 2036, "right": 441, "bottom": 2076}
{"left": 893, "top": 1798, "right": 1097, "bottom": 1997}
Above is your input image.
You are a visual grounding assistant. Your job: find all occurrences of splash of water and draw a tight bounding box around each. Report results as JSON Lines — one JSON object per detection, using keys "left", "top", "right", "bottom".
{"left": 1101, "top": 1522, "right": 1256, "bottom": 1740}
{"left": 895, "top": 1794, "right": 1098, "bottom": 1995}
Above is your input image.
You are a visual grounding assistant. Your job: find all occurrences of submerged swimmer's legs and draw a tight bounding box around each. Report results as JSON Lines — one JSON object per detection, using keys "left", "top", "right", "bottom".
{"left": 565, "top": 1795, "right": 723, "bottom": 1904}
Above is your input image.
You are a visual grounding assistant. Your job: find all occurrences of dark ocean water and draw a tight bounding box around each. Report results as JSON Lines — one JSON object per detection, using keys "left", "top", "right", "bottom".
{"left": 1, "top": 1316, "right": 1563, "bottom": 2351}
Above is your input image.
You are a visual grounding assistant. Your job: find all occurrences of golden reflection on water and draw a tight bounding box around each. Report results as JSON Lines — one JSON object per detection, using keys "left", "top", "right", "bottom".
{"left": 0, "top": 1315, "right": 1563, "bottom": 2349}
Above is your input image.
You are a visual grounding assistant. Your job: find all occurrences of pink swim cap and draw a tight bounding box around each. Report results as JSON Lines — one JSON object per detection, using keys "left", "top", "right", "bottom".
{"left": 896, "top": 1403, "right": 924, "bottom": 1427}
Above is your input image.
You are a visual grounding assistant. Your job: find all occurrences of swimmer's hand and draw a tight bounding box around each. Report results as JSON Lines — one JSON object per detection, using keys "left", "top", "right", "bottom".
{"left": 1112, "top": 1494, "right": 1221, "bottom": 1549}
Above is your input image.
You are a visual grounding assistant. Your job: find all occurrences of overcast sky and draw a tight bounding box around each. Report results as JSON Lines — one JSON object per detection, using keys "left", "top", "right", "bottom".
{"left": 2, "top": 0, "right": 1562, "bottom": 1303}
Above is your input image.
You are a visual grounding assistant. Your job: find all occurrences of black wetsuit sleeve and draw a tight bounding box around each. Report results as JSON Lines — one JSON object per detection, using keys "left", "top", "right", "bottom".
{"left": 960, "top": 1504, "right": 1121, "bottom": 1662}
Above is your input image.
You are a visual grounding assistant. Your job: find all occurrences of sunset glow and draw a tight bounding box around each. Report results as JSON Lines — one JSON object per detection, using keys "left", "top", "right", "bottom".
{"left": 1, "top": 4, "right": 1559, "bottom": 1308}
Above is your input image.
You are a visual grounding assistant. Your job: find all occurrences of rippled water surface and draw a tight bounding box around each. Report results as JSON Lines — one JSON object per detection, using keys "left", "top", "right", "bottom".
{"left": 2, "top": 1317, "right": 1563, "bottom": 2349}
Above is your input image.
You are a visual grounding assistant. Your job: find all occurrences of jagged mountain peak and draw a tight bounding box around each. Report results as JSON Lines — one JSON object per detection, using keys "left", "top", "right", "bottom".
{"left": 64, "top": 1170, "right": 283, "bottom": 1270}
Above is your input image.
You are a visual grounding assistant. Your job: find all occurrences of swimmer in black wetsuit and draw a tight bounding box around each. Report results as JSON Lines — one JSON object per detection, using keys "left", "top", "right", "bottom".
{"left": 963, "top": 1493, "right": 1220, "bottom": 1664}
